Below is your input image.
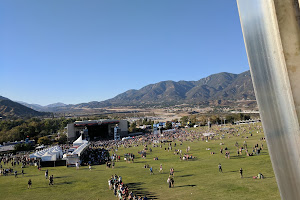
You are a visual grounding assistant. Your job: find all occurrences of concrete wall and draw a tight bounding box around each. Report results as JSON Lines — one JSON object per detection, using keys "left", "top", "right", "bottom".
{"left": 119, "top": 120, "right": 128, "bottom": 137}
{"left": 67, "top": 123, "right": 75, "bottom": 141}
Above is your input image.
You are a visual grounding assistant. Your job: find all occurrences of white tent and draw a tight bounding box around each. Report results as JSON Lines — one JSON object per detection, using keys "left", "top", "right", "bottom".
{"left": 41, "top": 152, "right": 56, "bottom": 161}
{"left": 72, "top": 143, "right": 89, "bottom": 156}
{"left": 29, "top": 153, "right": 39, "bottom": 159}
{"left": 52, "top": 150, "right": 62, "bottom": 159}
{"left": 29, "top": 145, "right": 63, "bottom": 161}
{"left": 73, "top": 135, "right": 88, "bottom": 146}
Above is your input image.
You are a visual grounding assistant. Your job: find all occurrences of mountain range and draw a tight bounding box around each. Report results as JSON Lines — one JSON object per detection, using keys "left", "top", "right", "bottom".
{"left": 0, "top": 96, "right": 49, "bottom": 118}
{"left": 104, "top": 70, "right": 255, "bottom": 106}
{"left": 1, "top": 70, "right": 255, "bottom": 116}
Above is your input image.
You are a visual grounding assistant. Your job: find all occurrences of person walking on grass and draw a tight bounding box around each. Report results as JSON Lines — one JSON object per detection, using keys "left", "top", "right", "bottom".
{"left": 240, "top": 168, "right": 243, "bottom": 178}
{"left": 150, "top": 167, "right": 153, "bottom": 175}
{"left": 28, "top": 179, "right": 32, "bottom": 189}
{"left": 159, "top": 164, "right": 163, "bottom": 173}
{"left": 45, "top": 169, "right": 48, "bottom": 179}
{"left": 49, "top": 175, "right": 54, "bottom": 185}
{"left": 218, "top": 163, "right": 222, "bottom": 173}
{"left": 170, "top": 177, "right": 175, "bottom": 188}
{"left": 167, "top": 176, "right": 172, "bottom": 188}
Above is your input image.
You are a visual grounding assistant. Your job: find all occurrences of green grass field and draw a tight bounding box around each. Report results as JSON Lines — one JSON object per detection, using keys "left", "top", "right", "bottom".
{"left": 0, "top": 124, "right": 280, "bottom": 200}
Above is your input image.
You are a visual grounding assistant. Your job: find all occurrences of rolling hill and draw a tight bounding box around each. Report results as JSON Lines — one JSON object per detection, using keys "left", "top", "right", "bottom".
{"left": 15, "top": 70, "right": 256, "bottom": 112}
{"left": 0, "top": 96, "right": 49, "bottom": 118}
{"left": 80, "top": 70, "right": 255, "bottom": 107}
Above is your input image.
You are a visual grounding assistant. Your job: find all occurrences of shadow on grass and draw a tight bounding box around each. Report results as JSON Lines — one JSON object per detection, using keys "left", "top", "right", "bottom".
{"left": 126, "top": 182, "right": 158, "bottom": 199}
{"left": 178, "top": 174, "right": 193, "bottom": 178}
{"left": 223, "top": 170, "right": 238, "bottom": 173}
{"left": 176, "top": 184, "right": 196, "bottom": 188}
{"left": 56, "top": 181, "right": 74, "bottom": 185}
{"left": 31, "top": 186, "right": 50, "bottom": 189}
{"left": 55, "top": 176, "right": 69, "bottom": 179}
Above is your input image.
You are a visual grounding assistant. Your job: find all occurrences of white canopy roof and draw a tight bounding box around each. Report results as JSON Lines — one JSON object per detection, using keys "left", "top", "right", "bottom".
{"left": 73, "top": 135, "right": 88, "bottom": 146}
{"left": 41, "top": 152, "right": 56, "bottom": 161}
{"left": 29, "top": 145, "right": 63, "bottom": 161}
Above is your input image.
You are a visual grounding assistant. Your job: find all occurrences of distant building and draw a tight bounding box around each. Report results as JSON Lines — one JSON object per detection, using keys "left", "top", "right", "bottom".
{"left": 67, "top": 119, "right": 128, "bottom": 142}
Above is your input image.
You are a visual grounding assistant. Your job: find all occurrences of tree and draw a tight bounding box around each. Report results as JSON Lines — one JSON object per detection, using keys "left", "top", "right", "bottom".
{"left": 190, "top": 115, "right": 197, "bottom": 126}
{"left": 129, "top": 122, "right": 137, "bottom": 132}
{"left": 180, "top": 116, "right": 189, "bottom": 125}
{"left": 37, "top": 136, "right": 51, "bottom": 145}
{"left": 198, "top": 116, "right": 207, "bottom": 126}
{"left": 14, "top": 143, "right": 34, "bottom": 151}
{"left": 165, "top": 121, "right": 172, "bottom": 129}
{"left": 58, "top": 134, "right": 67, "bottom": 144}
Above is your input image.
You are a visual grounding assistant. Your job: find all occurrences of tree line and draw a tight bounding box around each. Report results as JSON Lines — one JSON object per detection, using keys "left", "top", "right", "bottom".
{"left": 0, "top": 117, "right": 76, "bottom": 144}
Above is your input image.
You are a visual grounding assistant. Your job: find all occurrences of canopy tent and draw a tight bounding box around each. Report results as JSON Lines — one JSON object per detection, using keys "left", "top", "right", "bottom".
{"left": 73, "top": 135, "right": 88, "bottom": 146}
{"left": 72, "top": 143, "right": 88, "bottom": 156}
{"left": 52, "top": 149, "right": 63, "bottom": 159}
{"left": 41, "top": 152, "right": 56, "bottom": 161}
{"left": 29, "top": 153, "right": 39, "bottom": 159}
{"left": 29, "top": 145, "right": 63, "bottom": 161}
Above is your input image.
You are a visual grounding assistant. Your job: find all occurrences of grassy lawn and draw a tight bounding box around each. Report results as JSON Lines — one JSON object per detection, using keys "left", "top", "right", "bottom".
{"left": 0, "top": 124, "right": 280, "bottom": 200}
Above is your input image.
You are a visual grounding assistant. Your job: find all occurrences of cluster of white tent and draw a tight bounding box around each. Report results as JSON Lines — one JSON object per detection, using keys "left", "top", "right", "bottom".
{"left": 30, "top": 145, "right": 63, "bottom": 161}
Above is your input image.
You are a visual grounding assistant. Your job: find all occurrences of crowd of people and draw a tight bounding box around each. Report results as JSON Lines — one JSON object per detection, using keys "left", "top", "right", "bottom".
{"left": 80, "top": 147, "right": 110, "bottom": 165}
{"left": 108, "top": 174, "right": 148, "bottom": 200}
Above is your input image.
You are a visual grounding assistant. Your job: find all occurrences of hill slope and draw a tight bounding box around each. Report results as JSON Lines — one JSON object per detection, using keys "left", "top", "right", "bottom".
{"left": 98, "top": 70, "right": 255, "bottom": 107}
{"left": 14, "top": 70, "right": 256, "bottom": 111}
{"left": 0, "top": 96, "right": 49, "bottom": 118}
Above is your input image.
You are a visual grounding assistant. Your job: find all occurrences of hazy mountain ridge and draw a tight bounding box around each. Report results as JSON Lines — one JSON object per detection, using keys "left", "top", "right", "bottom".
{"left": 7, "top": 70, "right": 255, "bottom": 113}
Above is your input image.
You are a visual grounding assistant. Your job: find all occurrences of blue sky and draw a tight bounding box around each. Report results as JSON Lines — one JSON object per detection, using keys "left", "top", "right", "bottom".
{"left": 0, "top": 0, "right": 249, "bottom": 106}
